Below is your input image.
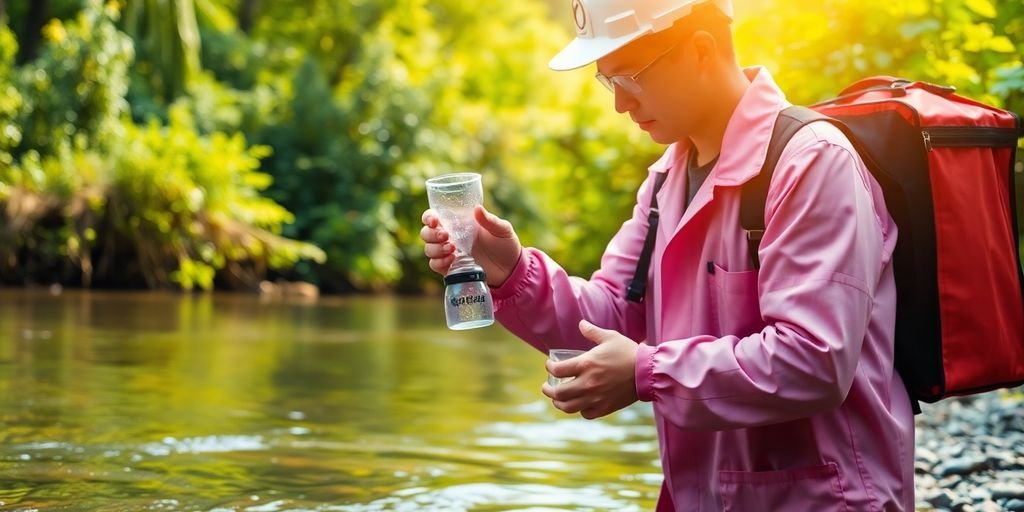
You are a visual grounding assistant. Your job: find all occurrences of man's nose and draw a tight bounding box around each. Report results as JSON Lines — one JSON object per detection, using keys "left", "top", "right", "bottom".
{"left": 614, "top": 86, "right": 639, "bottom": 114}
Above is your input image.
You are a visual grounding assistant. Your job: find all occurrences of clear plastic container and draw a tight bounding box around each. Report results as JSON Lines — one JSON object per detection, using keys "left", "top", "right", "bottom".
{"left": 427, "top": 172, "right": 496, "bottom": 331}
{"left": 444, "top": 267, "right": 495, "bottom": 330}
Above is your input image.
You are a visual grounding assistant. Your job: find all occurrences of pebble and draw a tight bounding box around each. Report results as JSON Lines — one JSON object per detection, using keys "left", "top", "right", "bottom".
{"left": 916, "top": 390, "right": 1024, "bottom": 511}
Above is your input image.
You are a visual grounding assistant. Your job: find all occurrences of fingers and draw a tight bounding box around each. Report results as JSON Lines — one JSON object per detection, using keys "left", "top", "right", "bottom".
{"left": 424, "top": 241, "right": 455, "bottom": 259}
{"left": 545, "top": 358, "right": 583, "bottom": 380}
{"left": 578, "top": 319, "right": 615, "bottom": 344}
{"left": 421, "top": 209, "right": 453, "bottom": 275}
{"left": 420, "top": 225, "right": 448, "bottom": 245}
{"left": 429, "top": 255, "right": 455, "bottom": 274}
{"left": 542, "top": 381, "right": 593, "bottom": 415}
{"left": 474, "top": 205, "right": 514, "bottom": 238}
{"left": 421, "top": 209, "right": 439, "bottom": 228}
{"left": 542, "top": 366, "right": 587, "bottom": 400}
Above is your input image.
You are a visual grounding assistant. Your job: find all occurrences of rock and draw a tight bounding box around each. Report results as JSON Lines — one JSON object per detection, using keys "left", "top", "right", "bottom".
{"left": 969, "top": 487, "right": 992, "bottom": 502}
{"left": 938, "top": 456, "right": 990, "bottom": 477}
{"left": 985, "top": 453, "right": 1016, "bottom": 470}
{"left": 917, "top": 473, "right": 937, "bottom": 490}
{"left": 938, "top": 475, "right": 963, "bottom": 489}
{"left": 940, "top": 444, "right": 967, "bottom": 459}
{"left": 258, "top": 279, "right": 319, "bottom": 300}
{"left": 978, "top": 500, "right": 1002, "bottom": 512}
{"left": 978, "top": 436, "right": 1007, "bottom": 449}
{"left": 991, "top": 482, "right": 1024, "bottom": 500}
{"left": 1005, "top": 499, "right": 1024, "bottom": 512}
{"left": 918, "top": 447, "right": 940, "bottom": 466}
{"left": 916, "top": 391, "right": 1024, "bottom": 504}
{"left": 926, "top": 488, "right": 958, "bottom": 509}
{"left": 947, "top": 420, "right": 970, "bottom": 436}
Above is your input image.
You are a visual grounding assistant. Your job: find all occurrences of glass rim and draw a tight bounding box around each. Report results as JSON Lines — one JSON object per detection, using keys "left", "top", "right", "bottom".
{"left": 548, "top": 348, "right": 586, "bottom": 359}
{"left": 425, "top": 172, "right": 481, "bottom": 188}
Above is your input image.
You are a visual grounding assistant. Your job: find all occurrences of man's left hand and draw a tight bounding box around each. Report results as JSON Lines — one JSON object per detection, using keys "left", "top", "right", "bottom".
{"left": 542, "top": 320, "right": 640, "bottom": 419}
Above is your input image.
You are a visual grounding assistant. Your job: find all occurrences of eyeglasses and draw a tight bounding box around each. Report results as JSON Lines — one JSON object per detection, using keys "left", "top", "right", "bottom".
{"left": 595, "top": 39, "right": 684, "bottom": 95}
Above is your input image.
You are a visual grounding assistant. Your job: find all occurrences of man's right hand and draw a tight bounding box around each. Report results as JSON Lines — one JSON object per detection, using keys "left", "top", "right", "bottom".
{"left": 420, "top": 205, "right": 522, "bottom": 288}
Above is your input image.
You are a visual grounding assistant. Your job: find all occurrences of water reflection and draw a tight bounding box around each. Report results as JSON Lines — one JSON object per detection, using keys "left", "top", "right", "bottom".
{"left": 0, "top": 289, "right": 661, "bottom": 510}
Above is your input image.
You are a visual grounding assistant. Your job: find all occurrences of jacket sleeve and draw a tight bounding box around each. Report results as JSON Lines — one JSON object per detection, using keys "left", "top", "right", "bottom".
{"left": 489, "top": 174, "right": 660, "bottom": 354}
{"left": 635, "top": 128, "right": 894, "bottom": 430}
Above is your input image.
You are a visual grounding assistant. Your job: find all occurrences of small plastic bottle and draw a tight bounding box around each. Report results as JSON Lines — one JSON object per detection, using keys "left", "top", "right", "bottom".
{"left": 443, "top": 265, "right": 495, "bottom": 330}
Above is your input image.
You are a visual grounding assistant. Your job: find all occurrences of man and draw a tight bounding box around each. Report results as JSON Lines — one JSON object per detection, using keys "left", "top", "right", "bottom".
{"left": 421, "top": 0, "right": 914, "bottom": 509}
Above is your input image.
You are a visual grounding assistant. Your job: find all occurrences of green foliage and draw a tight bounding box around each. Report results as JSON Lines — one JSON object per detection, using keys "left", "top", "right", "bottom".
{"left": 734, "top": 0, "right": 1024, "bottom": 112}
{"left": 0, "top": 25, "right": 23, "bottom": 173}
{"left": 0, "top": 0, "right": 322, "bottom": 290}
{"left": 14, "top": 1, "right": 132, "bottom": 160}
{"left": 122, "top": 0, "right": 201, "bottom": 103}
{"left": 236, "top": 0, "right": 657, "bottom": 291}
{"left": 110, "top": 106, "right": 323, "bottom": 290}
{"left": 1, "top": 0, "right": 1021, "bottom": 293}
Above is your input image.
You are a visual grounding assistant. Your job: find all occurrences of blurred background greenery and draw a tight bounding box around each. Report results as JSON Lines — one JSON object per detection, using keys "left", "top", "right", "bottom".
{"left": 0, "top": 0, "right": 1021, "bottom": 294}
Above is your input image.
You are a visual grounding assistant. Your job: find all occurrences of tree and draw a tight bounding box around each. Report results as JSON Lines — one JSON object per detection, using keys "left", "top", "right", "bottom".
{"left": 122, "top": 0, "right": 202, "bottom": 103}
{"left": 236, "top": 0, "right": 256, "bottom": 34}
{"left": 15, "top": 0, "right": 46, "bottom": 64}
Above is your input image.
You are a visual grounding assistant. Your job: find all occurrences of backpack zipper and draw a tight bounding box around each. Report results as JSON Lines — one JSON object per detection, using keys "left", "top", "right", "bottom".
{"left": 921, "top": 126, "right": 1020, "bottom": 152}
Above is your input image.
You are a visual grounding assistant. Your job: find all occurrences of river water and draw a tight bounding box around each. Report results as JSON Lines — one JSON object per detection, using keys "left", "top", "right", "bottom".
{"left": 0, "top": 290, "right": 661, "bottom": 511}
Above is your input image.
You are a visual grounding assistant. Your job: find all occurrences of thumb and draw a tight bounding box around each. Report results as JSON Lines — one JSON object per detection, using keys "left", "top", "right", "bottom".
{"left": 579, "top": 319, "right": 616, "bottom": 345}
{"left": 475, "top": 205, "right": 514, "bottom": 238}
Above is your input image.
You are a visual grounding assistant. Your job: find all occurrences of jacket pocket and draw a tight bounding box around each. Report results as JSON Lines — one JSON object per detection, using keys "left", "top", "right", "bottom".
{"left": 718, "top": 462, "right": 849, "bottom": 512}
{"left": 708, "top": 263, "right": 763, "bottom": 336}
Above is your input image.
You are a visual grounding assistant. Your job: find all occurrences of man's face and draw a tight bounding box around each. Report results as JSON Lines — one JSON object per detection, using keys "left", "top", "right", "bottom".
{"left": 595, "top": 30, "right": 708, "bottom": 145}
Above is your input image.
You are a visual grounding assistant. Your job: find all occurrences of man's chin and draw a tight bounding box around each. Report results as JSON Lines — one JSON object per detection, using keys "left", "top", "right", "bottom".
{"left": 646, "top": 130, "right": 677, "bottom": 145}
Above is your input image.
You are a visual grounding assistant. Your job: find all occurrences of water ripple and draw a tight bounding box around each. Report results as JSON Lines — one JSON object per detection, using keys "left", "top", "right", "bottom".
{"left": 331, "top": 482, "right": 642, "bottom": 512}
{"left": 139, "top": 435, "right": 268, "bottom": 456}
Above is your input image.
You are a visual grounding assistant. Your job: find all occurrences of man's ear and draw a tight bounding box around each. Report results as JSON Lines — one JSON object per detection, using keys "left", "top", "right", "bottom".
{"left": 691, "top": 31, "right": 718, "bottom": 70}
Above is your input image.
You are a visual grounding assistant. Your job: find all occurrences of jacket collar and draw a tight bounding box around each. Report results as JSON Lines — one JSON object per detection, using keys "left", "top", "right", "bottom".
{"left": 648, "top": 67, "right": 790, "bottom": 238}
{"left": 648, "top": 66, "right": 788, "bottom": 185}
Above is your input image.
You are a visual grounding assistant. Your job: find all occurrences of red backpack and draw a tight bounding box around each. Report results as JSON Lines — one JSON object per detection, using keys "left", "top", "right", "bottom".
{"left": 743, "top": 77, "right": 1024, "bottom": 409}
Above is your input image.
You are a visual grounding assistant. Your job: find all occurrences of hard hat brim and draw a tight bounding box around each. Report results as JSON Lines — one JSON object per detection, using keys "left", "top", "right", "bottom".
{"left": 548, "top": 30, "right": 650, "bottom": 71}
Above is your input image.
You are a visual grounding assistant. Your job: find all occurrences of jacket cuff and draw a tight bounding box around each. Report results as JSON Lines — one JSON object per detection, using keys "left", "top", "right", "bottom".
{"left": 635, "top": 341, "right": 657, "bottom": 402}
{"left": 490, "top": 248, "right": 533, "bottom": 303}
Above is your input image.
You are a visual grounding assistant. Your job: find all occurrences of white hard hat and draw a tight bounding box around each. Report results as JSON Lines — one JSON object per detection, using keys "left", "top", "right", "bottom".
{"left": 550, "top": 0, "right": 733, "bottom": 71}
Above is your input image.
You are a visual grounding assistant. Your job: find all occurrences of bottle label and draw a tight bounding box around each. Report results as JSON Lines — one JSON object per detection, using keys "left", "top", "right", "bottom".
{"left": 450, "top": 295, "right": 488, "bottom": 307}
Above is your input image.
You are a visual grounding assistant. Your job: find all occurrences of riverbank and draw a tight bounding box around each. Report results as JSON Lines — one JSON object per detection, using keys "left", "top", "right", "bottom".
{"left": 916, "top": 390, "right": 1024, "bottom": 511}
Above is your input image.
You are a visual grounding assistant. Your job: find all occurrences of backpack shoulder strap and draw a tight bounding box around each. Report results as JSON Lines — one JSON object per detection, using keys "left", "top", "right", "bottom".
{"left": 626, "top": 171, "right": 669, "bottom": 302}
{"left": 741, "top": 106, "right": 832, "bottom": 268}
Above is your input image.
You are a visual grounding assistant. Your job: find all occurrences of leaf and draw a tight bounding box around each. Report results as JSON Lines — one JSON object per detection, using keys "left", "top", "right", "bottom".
{"left": 987, "top": 36, "right": 1017, "bottom": 53}
{"left": 963, "top": 0, "right": 997, "bottom": 18}
{"left": 899, "top": 19, "right": 941, "bottom": 39}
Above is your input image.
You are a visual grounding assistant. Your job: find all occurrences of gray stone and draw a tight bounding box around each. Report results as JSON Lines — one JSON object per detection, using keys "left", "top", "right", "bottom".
{"left": 969, "top": 487, "right": 992, "bottom": 502}
{"left": 952, "top": 501, "right": 976, "bottom": 512}
{"left": 977, "top": 500, "right": 1002, "bottom": 512}
{"left": 940, "top": 444, "right": 967, "bottom": 459}
{"left": 938, "top": 456, "right": 990, "bottom": 477}
{"left": 991, "top": 482, "right": 1024, "bottom": 500}
{"left": 1006, "top": 499, "right": 1024, "bottom": 512}
{"left": 978, "top": 435, "right": 1007, "bottom": 449}
{"left": 947, "top": 421, "right": 971, "bottom": 436}
{"left": 939, "top": 475, "right": 963, "bottom": 489}
{"left": 985, "top": 453, "right": 1016, "bottom": 470}
{"left": 926, "top": 488, "right": 958, "bottom": 509}
{"left": 917, "top": 473, "right": 937, "bottom": 490}
{"left": 918, "top": 447, "right": 941, "bottom": 466}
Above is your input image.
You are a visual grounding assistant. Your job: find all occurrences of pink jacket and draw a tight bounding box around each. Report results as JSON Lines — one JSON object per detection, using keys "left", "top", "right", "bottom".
{"left": 491, "top": 68, "right": 914, "bottom": 511}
